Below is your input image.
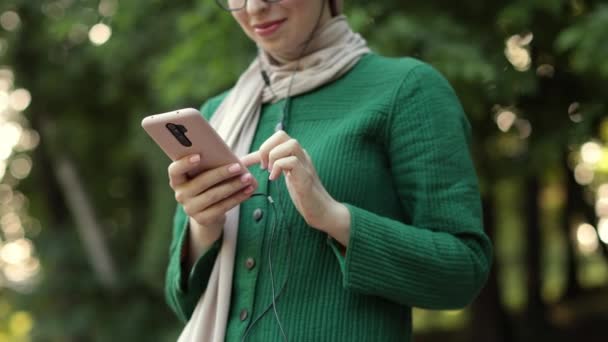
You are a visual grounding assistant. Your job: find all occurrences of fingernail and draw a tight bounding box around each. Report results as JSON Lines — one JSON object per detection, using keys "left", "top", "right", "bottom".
{"left": 229, "top": 163, "right": 241, "bottom": 173}
{"left": 189, "top": 155, "right": 200, "bottom": 164}
{"left": 241, "top": 173, "right": 252, "bottom": 184}
{"left": 244, "top": 186, "right": 254, "bottom": 194}
{"left": 260, "top": 162, "right": 266, "bottom": 170}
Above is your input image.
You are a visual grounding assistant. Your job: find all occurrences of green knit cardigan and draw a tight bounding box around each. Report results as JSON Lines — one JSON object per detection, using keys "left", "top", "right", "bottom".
{"left": 165, "top": 53, "right": 493, "bottom": 341}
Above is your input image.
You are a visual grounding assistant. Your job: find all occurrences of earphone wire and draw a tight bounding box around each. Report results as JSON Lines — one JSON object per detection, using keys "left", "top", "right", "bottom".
{"left": 240, "top": 190, "right": 291, "bottom": 342}
{"left": 243, "top": 1, "right": 329, "bottom": 340}
{"left": 268, "top": 186, "right": 289, "bottom": 340}
{"left": 266, "top": 2, "right": 326, "bottom": 338}
{"left": 262, "top": 0, "right": 328, "bottom": 130}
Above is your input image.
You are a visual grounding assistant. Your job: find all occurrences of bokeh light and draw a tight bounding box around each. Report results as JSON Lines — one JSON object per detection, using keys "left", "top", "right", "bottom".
{"left": 0, "top": 65, "right": 40, "bottom": 296}
{"left": 598, "top": 184, "right": 608, "bottom": 199}
{"left": 0, "top": 91, "right": 8, "bottom": 112}
{"left": 0, "top": 239, "right": 32, "bottom": 265}
{"left": 9, "top": 89, "right": 31, "bottom": 112}
{"left": 576, "top": 223, "right": 599, "bottom": 254}
{"left": 568, "top": 102, "right": 583, "bottom": 123}
{"left": 9, "top": 156, "right": 32, "bottom": 180}
{"left": 15, "top": 130, "right": 40, "bottom": 152}
{"left": 10, "top": 192, "right": 26, "bottom": 212}
{"left": 0, "top": 143, "right": 13, "bottom": 161}
{"left": 597, "top": 198, "right": 608, "bottom": 218}
{"left": 515, "top": 119, "right": 532, "bottom": 139}
{"left": 4, "top": 259, "right": 40, "bottom": 284}
{"left": 0, "top": 184, "right": 13, "bottom": 206}
{"left": 0, "top": 11, "right": 20, "bottom": 32}
{"left": 1, "top": 212, "right": 22, "bottom": 235}
{"left": 496, "top": 110, "right": 517, "bottom": 132}
{"left": 581, "top": 142, "right": 603, "bottom": 165}
{"left": 505, "top": 33, "right": 533, "bottom": 72}
{"left": 574, "top": 163, "right": 594, "bottom": 185}
{"left": 89, "top": 23, "right": 112, "bottom": 46}
{"left": 0, "top": 122, "right": 23, "bottom": 160}
{"left": 0, "top": 69, "right": 14, "bottom": 92}
{"left": 598, "top": 219, "right": 608, "bottom": 245}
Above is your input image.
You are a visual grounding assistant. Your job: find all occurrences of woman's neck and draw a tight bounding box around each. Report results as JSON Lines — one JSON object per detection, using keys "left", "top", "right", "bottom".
{"left": 263, "top": 14, "right": 342, "bottom": 66}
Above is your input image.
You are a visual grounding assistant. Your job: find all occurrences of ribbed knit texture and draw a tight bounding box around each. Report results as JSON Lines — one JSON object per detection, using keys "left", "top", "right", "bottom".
{"left": 165, "top": 53, "right": 493, "bottom": 341}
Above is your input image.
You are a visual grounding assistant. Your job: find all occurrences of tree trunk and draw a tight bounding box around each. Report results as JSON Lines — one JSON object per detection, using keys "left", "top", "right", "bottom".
{"left": 37, "top": 117, "right": 120, "bottom": 291}
{"left": 562, "top": 153, "right": 582, "bottom": 299}
{"left": 523, "top": 176, "right": 550, "bottom": 340}
{"left": 470, "top": 190, "right": 511, "bottom": 342}
{"left": 52, "top": 155, "right": 120, "bottom": 290}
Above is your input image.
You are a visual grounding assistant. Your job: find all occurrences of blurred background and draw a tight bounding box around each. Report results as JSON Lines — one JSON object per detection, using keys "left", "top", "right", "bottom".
{"left": 0, "top": 0, "right": 607, "bottom": 341}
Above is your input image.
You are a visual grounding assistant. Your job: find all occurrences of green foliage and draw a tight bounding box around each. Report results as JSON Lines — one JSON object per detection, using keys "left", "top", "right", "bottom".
{"left": 0, "top": 0, "right": 606, "bottom": 340}
{"left": 556, "top": 4, "right": 608, "bottom": 76}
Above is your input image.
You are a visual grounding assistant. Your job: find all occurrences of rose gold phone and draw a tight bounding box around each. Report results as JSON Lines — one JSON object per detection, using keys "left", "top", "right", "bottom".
{"left": 141, "top": 108, "right": 239, "bottom": 178}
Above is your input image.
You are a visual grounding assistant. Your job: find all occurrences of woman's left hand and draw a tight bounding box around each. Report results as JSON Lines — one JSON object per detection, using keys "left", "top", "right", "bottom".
{"left": 240, "top": 130, "right": 347, "bottom": 233}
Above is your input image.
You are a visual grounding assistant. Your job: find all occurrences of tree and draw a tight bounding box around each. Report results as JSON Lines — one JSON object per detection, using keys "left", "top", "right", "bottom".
{"left": 0, "top": 0, "right": 606, "bottom": 340}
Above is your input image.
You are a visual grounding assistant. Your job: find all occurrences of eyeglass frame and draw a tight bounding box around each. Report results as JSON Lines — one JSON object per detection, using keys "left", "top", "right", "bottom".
{"left": 214, "top": 0, "right": 283, "bottom": 12}
{"left": 215, "top": 0, "right": 339, "bottom": 15}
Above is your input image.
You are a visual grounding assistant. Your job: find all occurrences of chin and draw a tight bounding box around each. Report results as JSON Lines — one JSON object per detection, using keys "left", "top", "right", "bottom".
{"left": 253, "top": 29, "right": 304, "bottom": 60}
{"left": 259, "top": 42, "right": 292, "bottom": 58}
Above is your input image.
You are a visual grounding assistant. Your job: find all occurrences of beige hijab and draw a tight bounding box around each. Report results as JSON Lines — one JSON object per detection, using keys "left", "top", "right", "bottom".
{"left": 178, "top": 15, "right": 369, "bottom": 342}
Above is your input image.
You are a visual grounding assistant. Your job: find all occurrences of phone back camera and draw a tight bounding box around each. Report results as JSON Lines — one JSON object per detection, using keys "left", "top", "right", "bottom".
{"left": 166, "top": 123, "right": 192, "bottom": 147}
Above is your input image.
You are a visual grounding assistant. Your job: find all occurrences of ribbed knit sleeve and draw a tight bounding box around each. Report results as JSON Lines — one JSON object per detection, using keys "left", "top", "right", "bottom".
{"left": 165, "top": 205, "right": 223, "bottom": 322}
{"left": 328, "top": 63, "right": 492, "bottom": 310}
{"left": 164, "top": 97, "right": 228, "bottom": 322}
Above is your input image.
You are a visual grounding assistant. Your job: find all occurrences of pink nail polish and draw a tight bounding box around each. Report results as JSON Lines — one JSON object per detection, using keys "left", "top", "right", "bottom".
{"left": 241, "top": 173, "right": 252, "bottom": 184}
{"left": 189, "top": 155, "right": 200, "bottom": 164}
{"left": 229, "top": 163, "right": 241, "bottom": 173}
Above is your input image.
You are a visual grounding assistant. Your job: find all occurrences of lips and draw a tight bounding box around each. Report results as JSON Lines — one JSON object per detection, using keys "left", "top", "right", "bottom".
{"left": 252, "top": 19, "right": 287, "bottom": 37}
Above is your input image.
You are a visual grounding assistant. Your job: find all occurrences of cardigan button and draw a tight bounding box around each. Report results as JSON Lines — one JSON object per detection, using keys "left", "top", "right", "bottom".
{"left": 245, "top": 257, "right": 256, "bottom": 270}
{"left": 240, "top": 308, "right": 249, "bottom": 321}
{"left": 253, "top": 208, "right": 263, "bottom": 222}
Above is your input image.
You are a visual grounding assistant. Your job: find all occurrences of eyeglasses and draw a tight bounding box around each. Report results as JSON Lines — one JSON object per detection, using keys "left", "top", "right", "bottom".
{"left": 215, "top": 0, "right": 283, "bottom": 12}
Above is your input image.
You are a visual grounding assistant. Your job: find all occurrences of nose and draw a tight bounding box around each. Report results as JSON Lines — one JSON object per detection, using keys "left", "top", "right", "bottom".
{"left": 246, "top": 0, "right": 269, "bottom": 16}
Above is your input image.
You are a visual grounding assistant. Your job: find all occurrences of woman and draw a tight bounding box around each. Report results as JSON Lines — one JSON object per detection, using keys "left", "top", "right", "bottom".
{"left": 165, "top": 0, "right": 493, "bottom": 341}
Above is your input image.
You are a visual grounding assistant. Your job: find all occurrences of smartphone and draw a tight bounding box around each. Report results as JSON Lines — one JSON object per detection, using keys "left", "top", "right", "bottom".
{"left": 141, "top": 108, "right": 240, "bottom": 178}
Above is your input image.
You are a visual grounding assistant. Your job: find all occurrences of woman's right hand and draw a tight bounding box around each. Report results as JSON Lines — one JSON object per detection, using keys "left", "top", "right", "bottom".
{"left": 168, "top": 154, "right": 258, "bottom": 231}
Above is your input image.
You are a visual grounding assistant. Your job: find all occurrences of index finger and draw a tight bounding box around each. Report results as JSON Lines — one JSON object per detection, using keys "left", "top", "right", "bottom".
{"left": 240, "top": 151, "right": 261, "bottom": 168}
{"left": 257, "top": 130, "right": 290, "bottom": 169}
